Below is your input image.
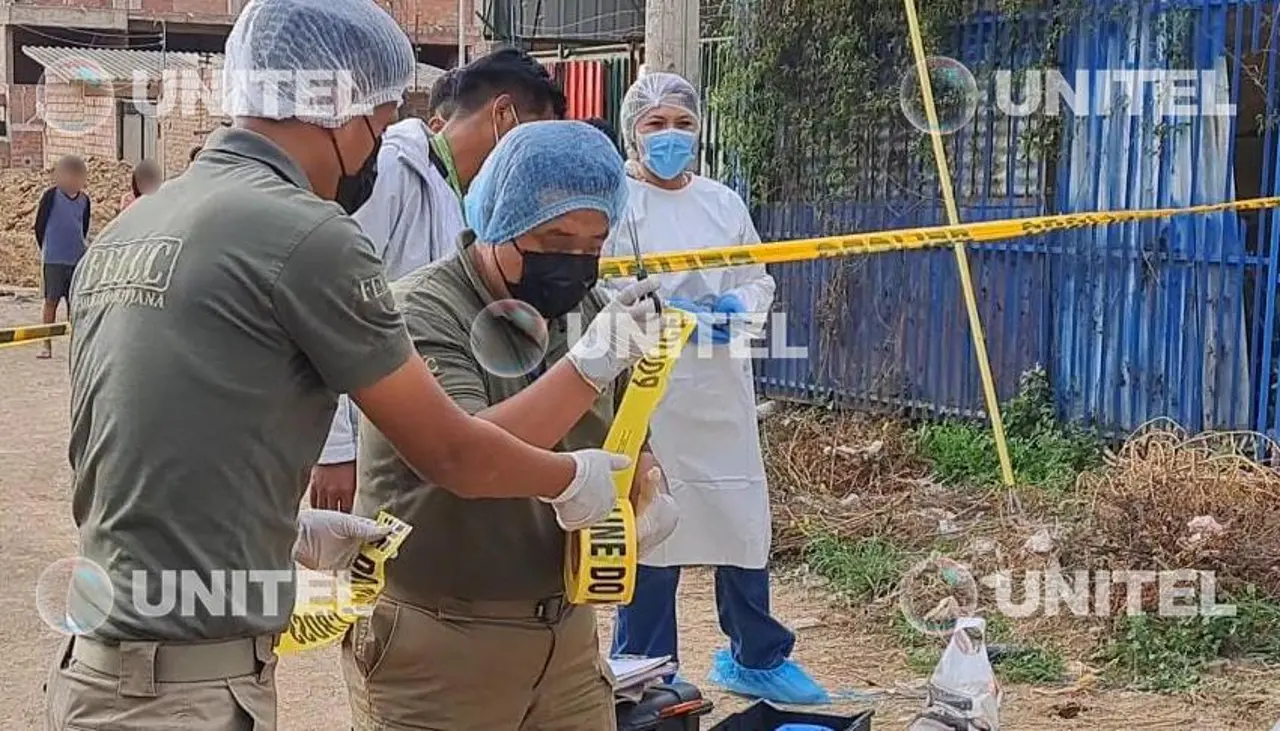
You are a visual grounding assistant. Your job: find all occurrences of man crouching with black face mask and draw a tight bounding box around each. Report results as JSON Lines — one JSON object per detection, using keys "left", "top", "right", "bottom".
{"left": 342, "top": 120, "right": 680, "bottom": 731}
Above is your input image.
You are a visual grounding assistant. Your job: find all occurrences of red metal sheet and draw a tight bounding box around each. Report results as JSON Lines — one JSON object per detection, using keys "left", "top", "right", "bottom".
{"left": 588, "top": 61, "right": 604, "bottom": 118}
{"left": 558, "top": 60, "right": 606, "bottom": 120}
{"left": 539, "top": 59, "right": 609, "bottom": 120}
{"left": 571, "top": 60, "right": 586, "bottom": 119}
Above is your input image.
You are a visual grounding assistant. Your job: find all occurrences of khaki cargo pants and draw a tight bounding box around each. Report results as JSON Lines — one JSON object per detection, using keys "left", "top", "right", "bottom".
{"left": 343, "top": 594, "right": 616, "bottom": 731}
{"left": 45, "top": 634, "right": 278, "bottom": 730}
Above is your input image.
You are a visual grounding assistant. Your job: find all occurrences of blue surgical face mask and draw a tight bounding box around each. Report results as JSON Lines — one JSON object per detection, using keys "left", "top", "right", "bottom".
{"left": 641, "top": 129, "right": 698, "bottom": 180}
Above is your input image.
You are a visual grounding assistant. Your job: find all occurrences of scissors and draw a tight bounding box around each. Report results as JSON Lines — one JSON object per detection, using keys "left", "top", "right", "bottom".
{"left": 626, "top": 213, "right": 662, "bottom": 314}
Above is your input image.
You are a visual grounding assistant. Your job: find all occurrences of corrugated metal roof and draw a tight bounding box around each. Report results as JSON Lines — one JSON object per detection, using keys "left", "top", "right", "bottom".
{"left": 23, "top": 46, "right": 213, "bottom": 83}
{"left": 407, "top": 64, "right": 446, "bottom": 92}
{"left": 22, "top": 45, "right": 446, "bottom": 91}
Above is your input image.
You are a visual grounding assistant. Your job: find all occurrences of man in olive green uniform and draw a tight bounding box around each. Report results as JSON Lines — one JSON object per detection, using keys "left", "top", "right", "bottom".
{"left": 344, "top": 121, "right": 678, "bottom": 730}
{"left": 46, "top": 1, "right": 663, "bottom": 729}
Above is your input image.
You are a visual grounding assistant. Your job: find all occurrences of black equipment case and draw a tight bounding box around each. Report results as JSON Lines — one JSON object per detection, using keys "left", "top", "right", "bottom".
{"left": 707, "top": 701, "right": 873, "bottom": 731}
{"left": 616, "top": 682, "right": 715, "bottom": 731}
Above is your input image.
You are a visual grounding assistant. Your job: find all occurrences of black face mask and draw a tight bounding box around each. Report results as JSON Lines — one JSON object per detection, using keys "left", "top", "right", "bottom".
{"left": 502, "top": 243, "right": 600, "bottom": 320}
{"left": 330, "top": 118, "right": 380, "bottom": 215}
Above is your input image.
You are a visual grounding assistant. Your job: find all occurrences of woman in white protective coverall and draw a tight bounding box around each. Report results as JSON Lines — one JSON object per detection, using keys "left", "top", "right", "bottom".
{"left": 606, "top": 72, "right": 829, "bottom": 705}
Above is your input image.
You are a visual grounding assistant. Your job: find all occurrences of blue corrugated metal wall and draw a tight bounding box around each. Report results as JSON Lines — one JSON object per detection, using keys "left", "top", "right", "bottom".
{"left": 724, "top": 0, "right": 1280, "bottom": 436}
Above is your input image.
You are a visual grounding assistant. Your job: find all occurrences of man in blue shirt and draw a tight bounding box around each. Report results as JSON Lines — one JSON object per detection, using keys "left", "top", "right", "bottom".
{"left": 33, "top": 154, "right": 91, "bottom": 359}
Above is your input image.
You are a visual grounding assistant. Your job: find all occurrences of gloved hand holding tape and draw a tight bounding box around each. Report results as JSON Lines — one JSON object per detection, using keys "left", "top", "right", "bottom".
{"left": 564, "top": 308, "right": 697, "bottom": 605}
{"left": 277, "top": 510, "right": 412, "bottom": 655}
{"left": 634, "top": 464, "right": 679, "bottom": 556}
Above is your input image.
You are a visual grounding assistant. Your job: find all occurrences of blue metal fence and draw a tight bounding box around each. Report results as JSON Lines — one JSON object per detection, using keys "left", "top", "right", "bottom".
{"left": 721, "top": 0, "right": 1280, "bottom": 436}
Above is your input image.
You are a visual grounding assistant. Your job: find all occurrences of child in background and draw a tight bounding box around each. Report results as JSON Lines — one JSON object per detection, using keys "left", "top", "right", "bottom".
{"left": 34, "top": 155, "right": 91, "bottom": 359}
{"left": 119, "top": 160, "right": 161, "bottom": 210}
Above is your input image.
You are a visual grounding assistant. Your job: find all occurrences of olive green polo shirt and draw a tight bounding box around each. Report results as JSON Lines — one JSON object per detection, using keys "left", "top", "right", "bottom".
{"left": 67, "top": 127, "right": 413, "bottom": 641}
{"left": 355, "top": 232, "right": 619, "bottom": 604}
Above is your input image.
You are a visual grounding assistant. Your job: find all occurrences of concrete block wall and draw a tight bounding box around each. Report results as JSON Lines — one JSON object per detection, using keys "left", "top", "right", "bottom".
{"left": 42, "top": 84, "right": 117, "bottom": 168}
{"left": 0, "top": 26, "right": 8, "bottom": 90}
{"left": 140, "top": 0, "right": 235, "bottom": 15}
{"left": 373, "top": 0, "right": 480, "bottom": 46}
{"left": 10, "top": 85, "right": 39, "bottom": 127}
{"left": 125, "top": 0, "right": 480, "bottom": 41}
{"left": 9, "top": 85, "right": 47, "bottom": 169}
{"left": 158, "top": 61, "right": 224, "bottom": 177}
{"left": 160, "top": 102, "right": 219, "bottom": 177}
{"left": 130, "top": 0, "right": 240, "bottom": 24}
{"left": 15, "top": 0, "right": 114, "bottom": 8}
{"left": 11, "top": 130, "right": 44, "bottom": 169}
{"left": 402, "top": 91, "right": 431, "bottom": 120}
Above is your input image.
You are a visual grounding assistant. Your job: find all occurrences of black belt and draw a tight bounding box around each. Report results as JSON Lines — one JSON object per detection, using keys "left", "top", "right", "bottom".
{"left": 389, "top": 593, "right": 571, "bottom": 625}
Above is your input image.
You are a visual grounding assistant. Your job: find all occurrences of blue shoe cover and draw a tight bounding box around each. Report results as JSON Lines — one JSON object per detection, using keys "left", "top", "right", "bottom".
{"left": 706, "top": 648, "right": 830, "bottom": 705}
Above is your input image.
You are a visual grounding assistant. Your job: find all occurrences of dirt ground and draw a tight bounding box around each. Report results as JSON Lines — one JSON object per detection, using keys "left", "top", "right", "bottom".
{"left": 0, "top": 292, "right": 1274, "bottom": 730}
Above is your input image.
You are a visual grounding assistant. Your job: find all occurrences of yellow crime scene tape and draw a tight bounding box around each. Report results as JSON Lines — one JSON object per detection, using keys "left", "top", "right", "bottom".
{"left": 0, "top": 321, "right": 69, "bottom": 348}
{"left": 3, "top": 196, "right": 1279, "bottom": 348}
{"left": 276, "top": 510, "right": 412, "bottom": 655}
{"left": 596, "top": 195, "right": 1280, "bottom": 279}
{"left": 564, "top": 308, "right": 697, "bottom": 605}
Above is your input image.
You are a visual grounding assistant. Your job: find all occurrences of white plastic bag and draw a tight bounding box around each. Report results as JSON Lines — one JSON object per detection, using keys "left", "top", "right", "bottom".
{"left": 908, "top": 617, "right": 1002, "bottom": 731}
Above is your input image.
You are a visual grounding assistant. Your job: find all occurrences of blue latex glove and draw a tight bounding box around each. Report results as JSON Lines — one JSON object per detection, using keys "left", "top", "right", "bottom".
{"left": 712, "top": 293, "right": 746, "bottom": 314}
{"left": 708, "top": 293, "right": 746, "bottom": 343}
{"left": 705, "top": 318, "right": 732, "bottom": 344}
{"left": 666, "top": 297, "right": 710, "bottom": 314}
{"left": 667, "top": 298, "right": 723, "bottom": 344}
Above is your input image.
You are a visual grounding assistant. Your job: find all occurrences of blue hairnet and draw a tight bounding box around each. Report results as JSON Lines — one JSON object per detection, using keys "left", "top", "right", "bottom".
{"left": 223, "top": 0, "right": 415, "bottom": 127}
{"left": 464, "top": 121, "right": 629, "bottom": 243}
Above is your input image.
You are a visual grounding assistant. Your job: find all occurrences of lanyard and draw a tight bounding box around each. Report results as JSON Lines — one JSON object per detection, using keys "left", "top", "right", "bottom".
{"left": 428, "top": 133, "right": 465, "bottom": 216}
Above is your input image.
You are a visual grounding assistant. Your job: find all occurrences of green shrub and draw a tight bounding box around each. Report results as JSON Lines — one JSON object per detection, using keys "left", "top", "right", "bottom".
{"left": 804, "top": 535, "right": 907, "bottom": 602}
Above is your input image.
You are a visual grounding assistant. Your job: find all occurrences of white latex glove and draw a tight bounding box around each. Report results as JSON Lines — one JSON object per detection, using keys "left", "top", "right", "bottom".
{"left": 541, "top": 450, "right": 631, "bottom": 531}
{"left": 635, "top": 466, "right": 679, "bottom": 556}
{"left": 567, "top": 279, "right": 663, "bottom": 392}
{"left": 292, "top": 510, "right": 391, "bottom": 571}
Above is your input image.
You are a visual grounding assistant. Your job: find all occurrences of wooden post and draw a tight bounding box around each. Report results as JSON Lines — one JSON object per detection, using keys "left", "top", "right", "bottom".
{"left": 644, "top": 0, "right": 700, "bottom": 88}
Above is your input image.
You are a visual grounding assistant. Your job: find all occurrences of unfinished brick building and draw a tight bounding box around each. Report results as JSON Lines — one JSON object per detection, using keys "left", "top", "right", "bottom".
{"left": 0, "top": 0, "right": 468, "bottom": 171}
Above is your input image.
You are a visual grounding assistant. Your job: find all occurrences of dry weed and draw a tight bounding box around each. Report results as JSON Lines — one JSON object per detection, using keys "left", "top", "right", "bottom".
{"left": 1079, "top": 420, "right": 1280, "bottom": 598}
{"left": 762, "top": 406, "right": 933, "bottom": 554}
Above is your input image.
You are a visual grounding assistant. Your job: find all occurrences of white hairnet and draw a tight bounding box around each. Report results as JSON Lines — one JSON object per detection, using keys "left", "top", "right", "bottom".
{"left": 464, "top": 121, "right": 629, "bottom": 244}
{"left": 620, "top": 71, "right": 702, "bottom": 154}
{"left": 223, "top": 0, "right": 415, "bottom": 128}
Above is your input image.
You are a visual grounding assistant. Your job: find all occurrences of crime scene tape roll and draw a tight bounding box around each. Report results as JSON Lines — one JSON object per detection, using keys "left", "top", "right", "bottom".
{"left": 276, "top": 510, "right": 412, "bottom": 655}
{"left": 0, "top": 322, "right": 68, "bottom": 348}
{"left": 564, "top": 309, "right": 697, "bottom": 605}
{"left": 597, "top": 195, "right": 1280, "bottom": 279}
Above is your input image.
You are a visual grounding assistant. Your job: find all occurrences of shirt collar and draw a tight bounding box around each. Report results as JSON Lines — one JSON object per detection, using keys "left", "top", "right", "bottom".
{"left": 203, "top": 127, "right": 313, "bottom": 191}
{"left": 454, "top": 230, "right": 550, "bottom": 374}
{"left": 455, "top": 229, "right": 498, "bottom": 306}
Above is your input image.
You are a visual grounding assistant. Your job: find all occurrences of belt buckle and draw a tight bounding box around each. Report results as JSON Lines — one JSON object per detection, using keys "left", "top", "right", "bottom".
{"left": 534, "top": 596, "right": 565, "bottom": 623}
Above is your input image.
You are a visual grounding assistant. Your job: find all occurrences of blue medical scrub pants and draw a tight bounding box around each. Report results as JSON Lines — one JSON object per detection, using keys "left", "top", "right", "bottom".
{"left": 611, "top": 564, "right": 795, "bottom": 670}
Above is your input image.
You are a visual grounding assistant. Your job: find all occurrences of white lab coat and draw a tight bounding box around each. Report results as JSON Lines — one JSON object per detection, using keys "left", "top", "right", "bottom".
{"left": 317, "top": 119, "right": 466, "bottom": 464}
{"left": 605, "top": 176, "right": 777, "bottom": 569}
